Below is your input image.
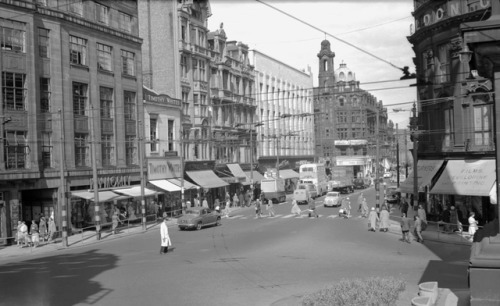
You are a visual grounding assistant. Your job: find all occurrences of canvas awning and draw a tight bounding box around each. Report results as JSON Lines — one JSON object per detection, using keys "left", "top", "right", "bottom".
{"left": 245, "top": 171, "right": 265, "bottom": 183}
{"left": 430, "top": 159, "right": 496, "bottom": 197}
{"left": 489, "top": 183, "right": 497, "bottom": 204}
{"left": 167, "top": 178, "right": 199, "bottom": 190}
{"left": 279, "top": 169, "right": 300, "bottom": 179}
{"left": 114, "top": 186, "right": 158, "bottom": 197}
{"left": 399, "top": 160, "right": 444, "bottom": 194}
{"left": 149, "top": 180, "right": 181, "bottom": 192}
{"left": 186, "top": 170, "right": 229, "bottom": 188}
{"left": 71, "top": 190, "right": 120, "bottom": 202}
{"left": 227, "top": 163, "right": 247, "bottom": 181}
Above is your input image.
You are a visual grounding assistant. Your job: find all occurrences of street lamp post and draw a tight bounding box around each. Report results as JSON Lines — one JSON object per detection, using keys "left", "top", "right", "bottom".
{"left": 375, "top": 108, "right": 381, "bottom": 208}
{"left": 138, "top": 120, "right": 146, "bottom": 231}
{"left": 409, "top": 102, "right": 419, "bottom": 209}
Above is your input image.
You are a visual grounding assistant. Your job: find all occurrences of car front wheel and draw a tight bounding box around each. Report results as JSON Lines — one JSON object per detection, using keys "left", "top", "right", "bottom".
{"left": 196, "top": 222, "right": 202, "bottom": 230}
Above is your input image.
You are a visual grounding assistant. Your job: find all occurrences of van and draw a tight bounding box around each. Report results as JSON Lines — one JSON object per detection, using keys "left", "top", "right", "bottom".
{"left": 293, "top": 183, "right": 317, "bottom": 204}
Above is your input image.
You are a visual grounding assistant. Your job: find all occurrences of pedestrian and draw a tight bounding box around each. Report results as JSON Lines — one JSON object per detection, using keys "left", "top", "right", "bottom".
{"left": 48, "top": 217, "right": 57, "bottom": 243}
{"left": 39, "top": 216, "right": 47, "bottom": 242}
{"left": 400, "top": 212, "right": 411, "bottom": 243}
{"left": 401, "top": 198, "right": 409, "bottom": 216}
{"left": 225, "top": 191, "right": 231, "bottom": 206}
{"left": 308, "top": 199, "right": 318, "bottom": 218}
{"left": 160, "top": 217, "right": 171, "bottom": 255}
{"left": 255, "top": 198, "right": 262, "bottom": 219}
{"left": 16, "top": 221, "right": 24, "bottom": 247}
{"left": 30, "top": 221, "right": 40, "bottom": 248}
{"left": 440, "top": 205, "right": 451, "bottom": 232}
{"left": 450, "top": 206, "right": 459, "bottom": 232}
{"left": 215, "top": 199, "right": 221, "bottom": 214}
{"left": 417, "top": 204, "right": 427, "bottom": 231}
{"left": 379, "top": 205, "right": 390, "bottom": 232}
{"left": 291, "top": 199, "right": 301, "bottom": 216}
{"left": 368, "top": 207, "right": 379, "bottom": 232}
{"left": 158, "top": 201, "right": 164, "bottom": 217}
{"left": 361, "top": 198, "right": 369, "bottom": 218}
{"left": 357, "top": 193, "right": 364, "bottom": 212}
{"left": 233, "top": 193, "right": 239, "bottom": 207}
{"left": 194, "top": 196, "right": 200, "bottom": 208}
{"left": 238, "top": 192, "right": 244, "bottom": 208}
{"left": 413, "top": 215, "right": 424, "bottom": 243}
{"left": 202, "top": 197, "right": 209, "bottom": 208}
{"left": 223, "top": 202, "right": 231, "bottom": 218}
{"left": 267, "top": 199, "right": 275, "bottom": 217}
{"left": 343, "top": 197, "right": 351, "bottom": 217}
{"left": 153, "top": 200, "right": 159, "bottom": 220}
{"left": 468, "top": 212, "right": 478, "bottom": 241}
{"left": 111, "top": 212, "right": 122, "bottom": 235}
{"left": 20, "top": 222, "right": 30, "bottom": 247}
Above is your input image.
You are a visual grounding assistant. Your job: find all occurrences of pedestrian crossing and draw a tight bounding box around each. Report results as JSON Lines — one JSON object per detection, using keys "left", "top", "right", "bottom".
{"left": 222, "top": 213, "right": 367, "bottom": 220}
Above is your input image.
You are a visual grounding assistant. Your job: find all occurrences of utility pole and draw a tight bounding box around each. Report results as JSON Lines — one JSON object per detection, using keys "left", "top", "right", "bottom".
{"left": 375, "top": 107, "right": 380, "bottom": 208}
{"left": 410, "top": 102, "right": 419, "bottom": 208}
{"left": 59, "top": 109, "right": 67, "bottom": 247}
{"left": 138, "top": 120, "right": 146, "bottom": 230}
{"left": 396, "top": 123, "right": 400, "bottom": 188}
{"left": 404, "top": 129, "right": 408, "bottom": 179}
{"left": 90, "top": 104, "right": 100, "bottom": 240}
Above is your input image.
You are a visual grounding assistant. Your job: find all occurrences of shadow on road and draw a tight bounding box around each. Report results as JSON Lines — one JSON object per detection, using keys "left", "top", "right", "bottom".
{"left": 0, "top": 249, "right": 117, "bottom": 306}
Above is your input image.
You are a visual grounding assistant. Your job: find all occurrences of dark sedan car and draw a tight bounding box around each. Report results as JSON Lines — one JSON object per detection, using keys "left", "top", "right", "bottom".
{"left": 385, "top": 186, "right": 400, "bottom": 204}
{"left": 177, "top": 207, "right": 221, "bottom": 230}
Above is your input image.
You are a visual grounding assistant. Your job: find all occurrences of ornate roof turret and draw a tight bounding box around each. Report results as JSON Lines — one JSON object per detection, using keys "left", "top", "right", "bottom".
{"left": 317, "top": 39, "right": 335, "bottom": 58}
{"left": 335, "top": 62, "right": 356, "bottom": 82}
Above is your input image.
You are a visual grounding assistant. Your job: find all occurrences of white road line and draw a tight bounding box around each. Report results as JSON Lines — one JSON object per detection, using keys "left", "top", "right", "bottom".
{"left": 282, "top": 214, "right": 296, "bottom": 218}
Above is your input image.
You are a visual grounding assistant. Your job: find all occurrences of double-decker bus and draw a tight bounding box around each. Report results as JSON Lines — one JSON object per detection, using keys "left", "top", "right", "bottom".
{"left": 299, "top": 164, "right": 328, "bottom": 196}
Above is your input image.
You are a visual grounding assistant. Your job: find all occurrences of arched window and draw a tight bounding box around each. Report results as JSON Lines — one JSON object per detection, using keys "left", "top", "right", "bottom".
{"left": 323, "top": 59, "right": 328, "bottom": 71}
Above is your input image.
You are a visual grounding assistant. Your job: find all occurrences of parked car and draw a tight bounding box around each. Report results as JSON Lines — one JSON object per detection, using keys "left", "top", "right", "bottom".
{"left": 324, "top": 191, "right": 341, "bottom": 207}
{"left": 383, "top": 172, "right": 392, "bottom": 178}
{"left": 385, "top": 186, "right": 400, "bottom": 204}
{"left": 178, "top": 207, "right": 221, "bottom": 230}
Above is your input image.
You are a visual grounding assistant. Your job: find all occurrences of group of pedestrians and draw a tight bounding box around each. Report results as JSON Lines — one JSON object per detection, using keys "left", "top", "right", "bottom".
{"left": 367, "top": 205, "right": 390, "bottom": 232}
{"left": 16, "top": 216, "right": 57, "bottom": 248}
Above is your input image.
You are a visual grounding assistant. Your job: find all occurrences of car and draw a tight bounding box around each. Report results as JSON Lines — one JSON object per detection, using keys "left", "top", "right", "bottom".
{"left": 383, "top": 172, "right": 392, "bottom": 178}
{"left": 177, "top": 207, "right": 221, "bottom": 230}
{"left": 294, "top": 184, "right": 313, "bottom": 205}
{"left": 324, "top": 191, "right": 341, "bottom": 207}
{"left": 353, "top": 178, "right": 367, "bottom": 189}
{"left": 384, "top": 186, "right": 400, "bottom": 204}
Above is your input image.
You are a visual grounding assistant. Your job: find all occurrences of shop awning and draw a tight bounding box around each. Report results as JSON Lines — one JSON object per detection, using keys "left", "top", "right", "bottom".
{"left": 71, "top": 190, "right": 120, "bottom": 202}
{"left": 279, "top": 169, "right": 300, "bottom": 179}
{"left": 186, "top": 170, "right": 229, "bottom": 188}
{"left": 167, "top": 178, "right": 199, "bottom": 190}
{"left": 227, "top": 163, "right": 247, "bottom": 181}
{"left": 430, "top": 159, "right": 496, "bottom": 197}
{"left": 149, "top": 180, "right": 181, "bottom": 192}
{"left": 245, "top": 171, "right": 265, "bottom": 183}
{"left": 399, "top": 160, "right": 444, "bottom": 194}
{"left": 490, "top": 183, "right": 497, "bottom": 204}
{"left": 114, "top": 186, "right": 158, "bottom": 197}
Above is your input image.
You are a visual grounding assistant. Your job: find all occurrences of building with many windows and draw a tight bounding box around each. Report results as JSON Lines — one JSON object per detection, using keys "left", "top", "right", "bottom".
{"left": 314, "top": 40, "right": 390, "bottom": 177}
{"left": 250, "top": 49, "right": 315, "bottom": 174}
{"left": 0, "top": 0, "right": 144, "bottom": 242}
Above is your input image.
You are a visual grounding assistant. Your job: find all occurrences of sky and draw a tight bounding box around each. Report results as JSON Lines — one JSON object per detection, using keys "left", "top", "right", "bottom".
{"left": 207, "top": 0, "right": 417, "bottom": 128}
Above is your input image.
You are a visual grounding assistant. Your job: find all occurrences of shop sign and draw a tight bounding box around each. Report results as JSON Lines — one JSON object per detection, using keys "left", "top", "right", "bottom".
{"left": 90, "top": 175, "right": 131, "bottom": 190}
{"left": 334, "top": 139, "right": 368, "bottom": 146}
{"left": 415, "top": 0, "right": 490, "bottom": 31}
{"left": 143, "top": 87, "right": 181, "bottom": 108}
{"left": 148, "top": 157, "right": 182, "bottom": 180}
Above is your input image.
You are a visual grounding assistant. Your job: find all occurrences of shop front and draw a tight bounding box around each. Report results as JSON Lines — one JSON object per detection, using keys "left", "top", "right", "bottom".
{"left": 429, "top": 159, "right": 497, "bottom": 227}
{"left": 185, "top": 161, "right": 228, "bottom": 209}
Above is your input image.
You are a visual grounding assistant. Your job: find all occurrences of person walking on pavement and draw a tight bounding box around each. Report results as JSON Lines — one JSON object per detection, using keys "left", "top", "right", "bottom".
{"left": 111, "top": 212, "right": 122, "bottom": 235}
{"left": 468, "top": 212, "right": 478, "bottom": 241}
{"left": 449, "top": 206, "right": 460, "bottom": 232}
{"left": 357, "top": 193, "right": 364, "bottom": 212}
{"left": 368, "top": 207, "right": 379, "bottom": 232}
{"left": 39, "top": 216, "right": 47, "bottom": 242}
{"left": 255, "top": 197, "right": 262, "bottom": 219}
{"left": 267, "top": 199, "right": 275, "bottom": 217}
{"left": 194, "top": 196, "right": 200, "bottom": 208}
{"left": 413, "top": 215, "right": 424, "bottom": 243}
{"left": 233, "top": 193, "right": 239, "bottom": 207}
{"left": 440, "top": 205, "right": 451, "bottom": 232}
{"left": 417, "top": 204, "right": 427, "bottom": 231}
{"left": 30, "top": 221, "right": 40, "bottom": 247}
{"left": 160, "top": 217, "right": 171, "bottom": 254}
{"left": 48, "top": 217, "right": 57, "bottom": 243}
{"left": 361, "top": 198, "right": 369, "bottom": 218}
{"left": 238, "top": 192, "right": 244, "bottom": 208}
{"left": 291, "top": 199, "right": 301, "bottom": 216}
{"left": 379, "top": 205, "right": 390, "bottom": 232}
{"left": 400, "top": 212, "right": 411, "bottom": 243}
{"left": 401, "top": 198, "right": 409, "bottom": 216}
{"left": 202, "top": 197, "right": 209, "bottom": 209}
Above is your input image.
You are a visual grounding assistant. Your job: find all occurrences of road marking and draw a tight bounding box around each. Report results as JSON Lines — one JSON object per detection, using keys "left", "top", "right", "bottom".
{"left": 326, "top": 215, "right": 338, "bottom": 219}
{"left": 282, "top": 214, "right": 296, "bottom": 218}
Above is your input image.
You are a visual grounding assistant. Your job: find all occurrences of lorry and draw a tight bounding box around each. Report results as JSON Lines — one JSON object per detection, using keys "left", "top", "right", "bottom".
{"left": 298, "top": 164, "right": 328, "bottom": 196}
{"left": 260, "top": 178, "right": 286, "bottom": 204}
{"left": 329, "top": 167, "right": 354, "bottom": 194}
{"left": 293, "top": 183, "right": 317, "bottom": 205}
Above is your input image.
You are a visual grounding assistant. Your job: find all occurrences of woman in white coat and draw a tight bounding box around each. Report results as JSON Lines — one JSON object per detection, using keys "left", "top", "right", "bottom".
{"left": 160, "top": 217, "right": 172, "bottom": 254}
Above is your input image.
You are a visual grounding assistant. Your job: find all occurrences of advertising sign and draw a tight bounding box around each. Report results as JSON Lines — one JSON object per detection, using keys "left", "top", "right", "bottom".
{"left": 147, "top": 157, "right": 182, "bottom": 180}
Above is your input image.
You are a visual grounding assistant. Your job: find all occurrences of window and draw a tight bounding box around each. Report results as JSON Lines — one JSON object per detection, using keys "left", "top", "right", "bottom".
{"left": 40, "top": 78, "right": 50, "bottom": 113}
{"left": 38, "top": 28, "right": 49, "bottom": 58}
{"left": 74, "top": 133, "right": 89, "bottom": 167}
{"left": 69, "top": 0, "right": 83, "bottom": 15}
{"left": 339, "top": 98, "right": 345, "bottom": 107}
{"left": 444, "top": 108, "right": 454, "bottom": 147}
{"left": 69, "top": 35, "right": 87, "bottom": 65}
{"left": 181, "top": 55, "right": 188, "bottom": 78}
{"left": 121, "top": 50, "right": 135, "bottom": 76}
{"left": 73, "top": 83, "right": 87, "bottom": 116}
{"left": 119, "top": 12, "right": 132, "bottom": 33}
{"left": 473, "top": 104, "right": 492, "bottom": 146}
{"left": 125, "top": 136, "right": 136, "bottom": 165}
{"left": 36, "top": 0, "right": 47, "bottom": 5}
{"left": 192, "top": 58, "right": 198, "bottom": 80}
{"left": 97, "top": 43, "right": 112, "bottom": 71}
{"left": 96, "top": 3, "right": 109, "bottom": 25}
{"left": 168, "top": 120, "right": 174, "bottom": 151}
{"left": 0, "top": 26, "right": 25, "bottom": 52}
{"left": 5, "top": 131, "right": 27, "bottom": 169}
{"left": 124, "top": 91, "right": 136, "bottom": 120}
{"left": 101, "top": 134, "right": 114, "bottom": 166}
{"left": 100, "top": 87, "right": 113, "bottom": 118}
{"left": 2, "top": 72, "right": 26, "bottom": 110}
{"left": 150, "top": 118, "right": 158, "bottom": 152}
{"left": 42, "top": 132, "right": 52, "bottom": 168}
{"left": 438, "top": 44, "right": 450, "bottom": 83}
